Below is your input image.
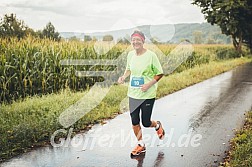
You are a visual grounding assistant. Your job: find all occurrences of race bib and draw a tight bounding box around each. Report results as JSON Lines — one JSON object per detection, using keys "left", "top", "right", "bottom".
{"left": 131, "top": 77, "right": 144, "bottom": 88}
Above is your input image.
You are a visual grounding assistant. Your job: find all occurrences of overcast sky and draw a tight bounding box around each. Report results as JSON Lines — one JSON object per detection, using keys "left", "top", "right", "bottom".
{"left": 0, "top": 0, "right": 205, "bottom": 33}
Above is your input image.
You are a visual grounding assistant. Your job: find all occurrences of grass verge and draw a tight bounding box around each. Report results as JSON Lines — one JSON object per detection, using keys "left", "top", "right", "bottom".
{"left": 0, "top": 57, "right": 251, "bottom": 162}
{"left": 221, "top": 111, "right": 252, "bottom": 167}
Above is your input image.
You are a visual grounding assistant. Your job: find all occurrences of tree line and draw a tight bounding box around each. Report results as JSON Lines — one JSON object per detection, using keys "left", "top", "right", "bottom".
{"left": 1, "top": 4, "right": 252, "bottom": 54}
{"left": 192, "top": 0, "right": 252, "bottom": 54}
{"left": 0, "top": 13, "right": 61, "bottom": 41}
{"left": 0, "top": 13, "right": 130, "bottom": 44}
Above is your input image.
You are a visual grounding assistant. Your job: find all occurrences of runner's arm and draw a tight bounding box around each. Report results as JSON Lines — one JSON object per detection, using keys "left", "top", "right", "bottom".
{"left": 140, "top": 74, "right": 163, "bottom": 92}
{"left": 149, "top": 74, "right": 164, "bottom": 85}
{"left": 122, "top": 70, "right": 131, "bottom": 79}
{"left": 118, "top": 70, "right": 131, "bottom": 84}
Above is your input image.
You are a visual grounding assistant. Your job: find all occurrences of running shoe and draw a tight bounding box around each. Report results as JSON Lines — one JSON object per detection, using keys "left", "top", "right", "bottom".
{"left": 130, "top": 144, "right": 146, "bottom": 156}
{"left": 156, "top": 121, "right": 165, "bottom": 140}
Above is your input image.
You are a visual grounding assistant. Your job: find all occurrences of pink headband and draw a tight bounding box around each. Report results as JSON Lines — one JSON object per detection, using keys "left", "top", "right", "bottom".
{"left": 131, "top": 33, "right": 145, "bottom": 42}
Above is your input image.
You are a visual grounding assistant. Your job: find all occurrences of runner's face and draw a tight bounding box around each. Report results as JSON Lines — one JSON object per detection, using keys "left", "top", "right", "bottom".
{"left": 131, "top": 36, "right": 144, "bottom": 50}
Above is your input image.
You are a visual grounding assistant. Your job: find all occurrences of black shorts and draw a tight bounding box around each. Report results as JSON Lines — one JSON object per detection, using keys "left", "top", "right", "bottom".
{"left": 129, "top": 97, "right": 155, "bottom": 127}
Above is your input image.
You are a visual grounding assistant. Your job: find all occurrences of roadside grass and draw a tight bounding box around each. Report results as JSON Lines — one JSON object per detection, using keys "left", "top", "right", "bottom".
{"left": 0, "top": 57, "right": 251, "bottom": 162}
{"left": 221, "top": 111, "right": 252, "bottom": 167}
{"left": 157, "top": 57, "right": 251, "bottom": 98}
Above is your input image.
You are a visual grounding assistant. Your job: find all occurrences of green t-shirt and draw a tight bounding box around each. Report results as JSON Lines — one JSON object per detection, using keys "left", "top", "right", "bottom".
{"left": 126, "top": 49, "right": 163, "bottom": 99}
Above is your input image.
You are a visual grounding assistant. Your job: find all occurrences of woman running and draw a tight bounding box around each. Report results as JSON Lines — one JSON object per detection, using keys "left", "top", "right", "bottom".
{"left": 118, "top": 30, "right": 165, "bottom": 157}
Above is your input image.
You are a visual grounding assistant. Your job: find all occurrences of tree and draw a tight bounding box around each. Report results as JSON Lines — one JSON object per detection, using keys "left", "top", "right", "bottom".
{"left": 102, "top": 34, "right": 113, "bottom": 41}
{"left": 41, "top": 22, "right": 61, "bottom": 41}
{"left": 242, "top": 0, "right": 252, "bottom": 53}
{"left": 84, "top": 35, "right": 92, "bottom": 42}
{"left": 69, "top": 36, "right": 79, "bottom": 41}
{"left": 206, "top": 38, "right": 216, "bottom": 44}
{"left": 0, "top": 13, "right": 31, "bottom": 39}
{"left": 244, "top": 32, "right": 252, "bottom": 53}
{"left": 92, "top": 36, "right": 97, "bottom": 42}
{"left": 192, "top": 0, "right": 252, "bottom": 53}
{"left": 25, "top": 27, "right": 36, "bottom": 37}
{"left": 243, "top": 27, "right": 252, "bottom": 53}
{"left": 193, "top": 31, "right": 203, "bottom": 44}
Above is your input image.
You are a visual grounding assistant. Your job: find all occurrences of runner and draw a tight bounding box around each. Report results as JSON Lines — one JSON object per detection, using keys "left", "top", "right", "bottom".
{"left": 118, "top": 30, "right": 165, "bottom": 157}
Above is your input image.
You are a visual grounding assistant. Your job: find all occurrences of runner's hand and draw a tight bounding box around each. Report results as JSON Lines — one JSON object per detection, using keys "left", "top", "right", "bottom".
{"left": 140, "top": 79, "right": 157, "bottom": 92}
{"left": 118, "top": 76, "right": 125, "bottom": 84}
{"left": 140, "top": 83, "right": 151, "bottom": 92}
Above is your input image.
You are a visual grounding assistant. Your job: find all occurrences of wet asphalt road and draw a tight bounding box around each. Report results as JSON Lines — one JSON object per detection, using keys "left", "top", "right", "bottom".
{"left": 1, "top": 63, "right": 252, "bottom": 167}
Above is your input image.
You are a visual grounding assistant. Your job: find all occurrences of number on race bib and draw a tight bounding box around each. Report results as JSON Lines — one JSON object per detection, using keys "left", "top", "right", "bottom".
{"left": 131, "top": 77, "right": 144, "bottom": 88}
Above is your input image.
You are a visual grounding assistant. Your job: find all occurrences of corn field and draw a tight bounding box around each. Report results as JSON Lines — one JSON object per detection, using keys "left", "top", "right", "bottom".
{"left": 0, "top": 36, "right": 237, "bottom": 103}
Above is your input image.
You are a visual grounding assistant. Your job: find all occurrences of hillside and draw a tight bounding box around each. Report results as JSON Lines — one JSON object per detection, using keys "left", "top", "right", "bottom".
{"left": 60, "top": 23, "right": 231, "bottom": 44}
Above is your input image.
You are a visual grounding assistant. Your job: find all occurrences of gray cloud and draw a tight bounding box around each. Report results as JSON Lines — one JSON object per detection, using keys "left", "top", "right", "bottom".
{"left": 4, "top": 0, "right": 83, "bottom": 16}
{"left": 0, "top": 0, "right": 205, "bottom": 32}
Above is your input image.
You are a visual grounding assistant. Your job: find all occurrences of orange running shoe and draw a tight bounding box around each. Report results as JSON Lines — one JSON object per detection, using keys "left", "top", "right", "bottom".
{"left": 156, "top": 121, "right": 165, "bottom": 140}
{"left": 130, "top": 144, "right": 146, "bottom": 156}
